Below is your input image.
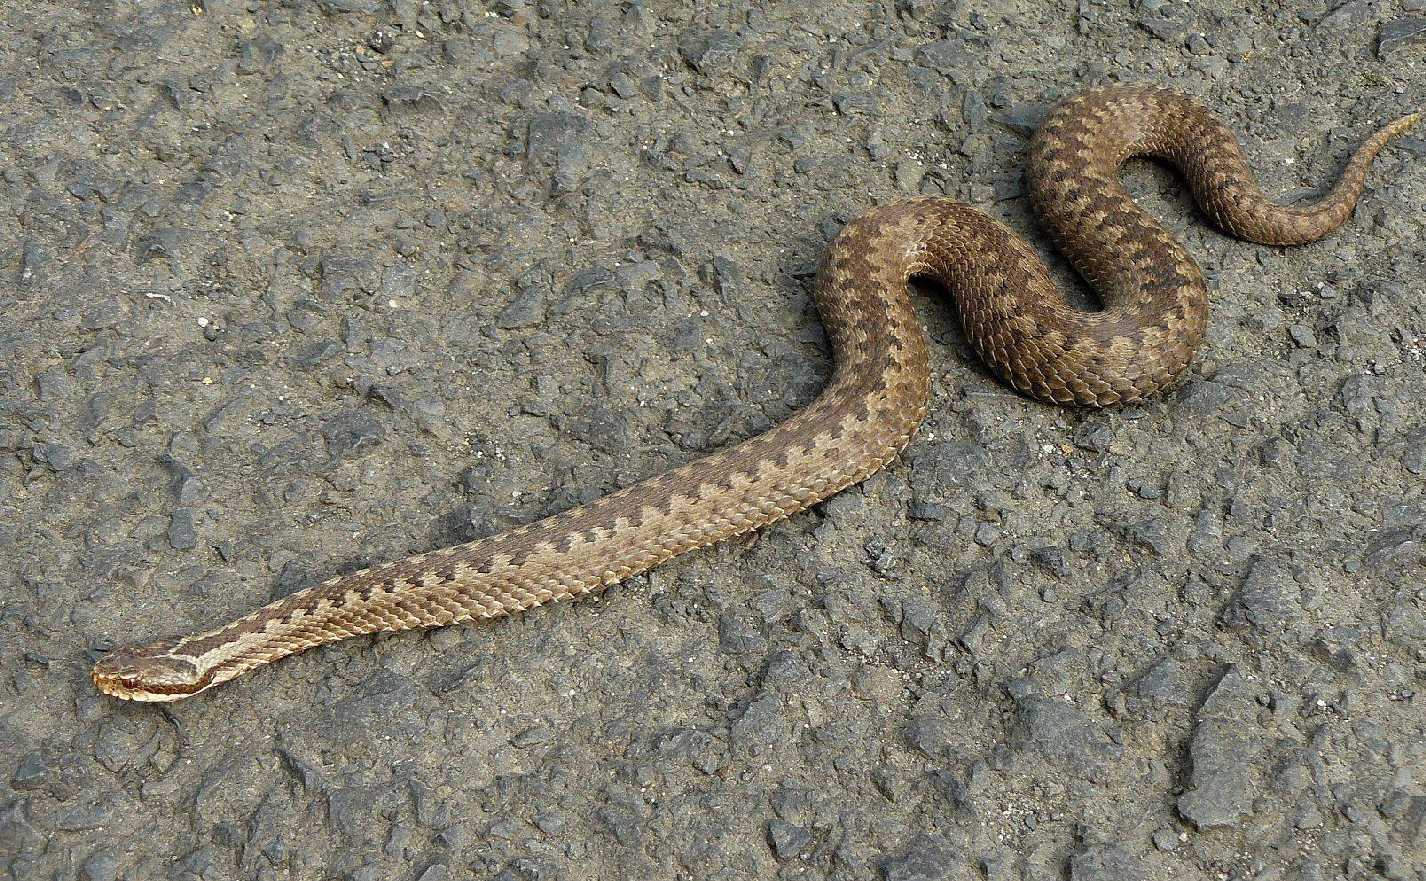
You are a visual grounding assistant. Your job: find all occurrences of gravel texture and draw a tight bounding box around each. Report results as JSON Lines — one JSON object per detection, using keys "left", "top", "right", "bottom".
{"left": 3, "top": 2, "right": 1426, "bottom": 880}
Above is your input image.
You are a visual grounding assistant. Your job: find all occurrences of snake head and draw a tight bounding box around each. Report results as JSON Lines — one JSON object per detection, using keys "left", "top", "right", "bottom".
{"left": 92, "top": 641, "right": 213, "bottom": 702}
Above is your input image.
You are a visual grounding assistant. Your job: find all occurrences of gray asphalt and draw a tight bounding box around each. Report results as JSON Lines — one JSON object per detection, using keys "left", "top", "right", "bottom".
{"left": 2, "top": 2, "right": 1425, "bottom": 880}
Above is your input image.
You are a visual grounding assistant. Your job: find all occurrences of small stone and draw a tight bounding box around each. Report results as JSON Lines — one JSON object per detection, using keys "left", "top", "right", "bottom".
{"left": 904, "top": 714, "right": 953, "bottom": 757}
{"left": 1318, "top": 0, "right": 1372, "bottom": 30}
{"left": 496, "top": 284, "right": 546, "bottom": 329}
{"left": 718, "top": 612, "right": 766, "bottom": 656}
{"left": 135, "top": 228, "right": 184, "bottom": 261}
{"left": 899, "top": 598, "right": 938, "bottom": 648}
{"left": 291, "top": 340, "right": 342, "bottom": 368}
{"left": 1009, "top": 695, "right": 1119, "bottom": 774}
{"left": 81, "top": 850, "right": 122, "bottom": 881}
{"left": 174, "top": 474, "right": 204, "bottom": 505}
{"left": 1295, "top": 803, "right": 1323, "bottom": 829}
{"left": 534, "top": 812, "right": 565, "bottom": 834}
{"left": 917, "top": 38, "right": 968, "bottom": 75}
{"left": 896, "top": 0, "right": 936, "bottom": 20}
{"left": 385, "top": 825, "right": 413, "bottom": 858}
{"left": 414, "top": 865, "right": 449, "bottom": 881}
{"left": 1221, "top": 559, "right": 1301, "bottom": 632}
{"left": 277, "top": 748, "right": 324, "bottom": 791}
{"left": 237, "top": 35, "right": 282, "bottom": 74}
{"left": 882, "top": 838, "right": 955, "bottom": 881}
{"left": 11, "top": 751, "right": 49, "bottom": 789}
{"left": 380, "top": 263, "right": 417, "bottom": 298}
{"left": 1130, "top": 657, "right": 1193, "bottom": 709}
{"left": 512, "top": 725, "right": 553, "bottom": 747}
{"left": 1118, "top": 517, "right": 1170, "bottom": 555}
{"left": 93, "top": 723, "right": 136, "bottom": 772}
{"left": 365, "top": 29, "right": 397, "bottom": 52}
{"left": 609, "top": 69, "right": 639, "bottom": 99}
{"left": 908, "top": 499, "right": 947, "bottom": 521}
{"left": 35, "top": 369, "right": 73, "bottom": 401}
{"left": 1378, "top": 16, "right": 1426, "bottom": 57}
{"left": 1177, "top": 667, "right": 1262, "bottom": 829}
{"left": 19, "top": 241, "right": 46, "bottom": 286}
{"left": 435, "top": 826, "right": 468, "bottom": 849}
{"left": 1176, "top": 378, "right": 1230, "bottom": 415}
{"left": 1069, "top": 844, "right": 1145, "bottom": 880}
{"left": 525, "top": 112, "right": 591, "bottom": 168}
{"left": 1138, "top": 11, "right": 1188, "bottom": 42}
{"left": 729, "top": 692, "right": 785, "bottom": 749}
{"left": 1074, "top": 422, "right": 1114, "bottom": 454}
{"left": 168, "top": 509, "right": 196, "bottom": 550}
{"left": 766, "top": 819, "right": 811, "bottom": 859}
{"left": 32, "top": 443, "right": 74, "bottom": 471}
{"left": 894, "top": 159, "right": 925, "bottom": 191}
{"left": 959, "top": 612, "right": 991, "bottom": 654}
{"left": 322, "top": 411, "right": 385, "bottom": 459}
{"left": 57, "top": 801, "right": 113, "bottom": 832}
{"left": 678, "top": 28, "right": 742, "bottom": 75}
{"left": 1029, "top": 546, "right": 1070, "bottom": 577}
{"left": 1288, "top": 323, "right": 1316, "bottom": 347}
{"left": 1151, "top": 828, "right": 1181, "bottom": 851}
{"left": 833, "top": 93, "right": 875, "bottom": 115}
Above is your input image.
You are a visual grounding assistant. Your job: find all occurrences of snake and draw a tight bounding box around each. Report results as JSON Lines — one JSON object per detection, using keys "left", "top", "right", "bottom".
{"left": 91, "top": 84, "right": 1420, "bottom": 701}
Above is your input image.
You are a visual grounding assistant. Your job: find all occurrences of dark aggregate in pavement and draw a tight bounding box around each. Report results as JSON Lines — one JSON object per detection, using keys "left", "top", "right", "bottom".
{"left": 2, "top": 2, "right": 1425, "bottom": 880}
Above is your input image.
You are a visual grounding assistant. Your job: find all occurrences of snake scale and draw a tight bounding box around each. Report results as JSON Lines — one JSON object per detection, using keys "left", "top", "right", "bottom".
{"left": 93, "top": 84, "right": 1420, "bottom": 700}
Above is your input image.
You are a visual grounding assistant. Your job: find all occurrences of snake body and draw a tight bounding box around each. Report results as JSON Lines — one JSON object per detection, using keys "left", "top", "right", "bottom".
{"left": 93, "top": 85, "right": 1420, "bottom": 701}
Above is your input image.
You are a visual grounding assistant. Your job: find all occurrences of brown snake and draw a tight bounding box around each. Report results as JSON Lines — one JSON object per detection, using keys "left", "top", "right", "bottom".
{"left": 93, "top": 84, "right": 1420, "bottom": 701}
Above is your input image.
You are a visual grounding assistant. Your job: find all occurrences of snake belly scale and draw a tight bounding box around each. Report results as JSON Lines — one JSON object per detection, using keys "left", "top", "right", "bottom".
{"left": 92, "top": 84, "right": 1420, "bottom": 701}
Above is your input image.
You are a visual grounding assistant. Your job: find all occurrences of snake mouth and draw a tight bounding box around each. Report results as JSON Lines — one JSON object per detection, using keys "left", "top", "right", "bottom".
{"left": 91, "top": 650, "right": 213, "bottom": 702}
